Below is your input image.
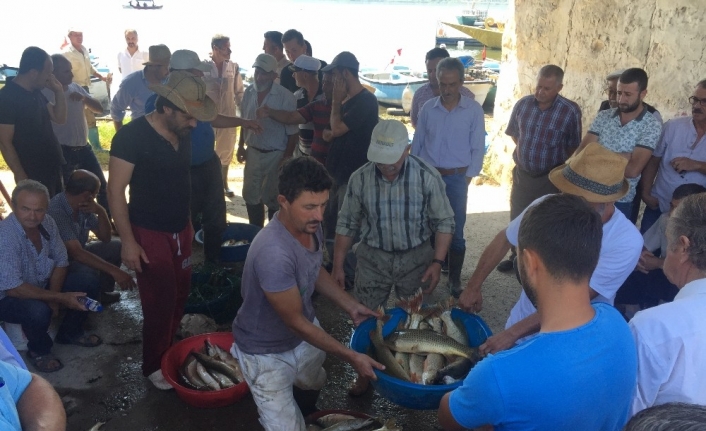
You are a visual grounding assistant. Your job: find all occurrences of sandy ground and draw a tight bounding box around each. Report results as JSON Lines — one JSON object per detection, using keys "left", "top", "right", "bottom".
{"left": 0, "top": 168, "right": 522, "bottom": 431}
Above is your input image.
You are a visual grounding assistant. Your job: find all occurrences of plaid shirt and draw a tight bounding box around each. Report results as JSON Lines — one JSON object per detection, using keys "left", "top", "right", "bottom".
{"left": 48, "top": 192, "right": 99, "bottom": 247}
{"left": 0, "top": 214, "right": 69, "bottom": 300}
{"left": 336, "top": 155, "right": 455, "bottom": 252}
{"left": 506, "top": 94, "right": 582, "bottom": 175}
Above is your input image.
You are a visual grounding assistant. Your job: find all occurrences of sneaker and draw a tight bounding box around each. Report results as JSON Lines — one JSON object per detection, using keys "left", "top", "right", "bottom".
{"left": 148, "top": 370, "right": 173, "bottom": 390}
{"left": 224, "top": 188, "right": 235, "bottom": 198}
{"left": 496, "top": 258, "right": 515, "bottom": 273}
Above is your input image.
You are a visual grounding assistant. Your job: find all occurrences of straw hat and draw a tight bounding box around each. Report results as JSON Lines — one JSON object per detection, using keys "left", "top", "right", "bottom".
{"left": 149, "top": 71, "right": 217, "bottom": 122}
{"left": 548, "top": 142, "right": 629, "bottom": 203}
{"left": 143, "top": 44, "right": 171, "bottom": 67}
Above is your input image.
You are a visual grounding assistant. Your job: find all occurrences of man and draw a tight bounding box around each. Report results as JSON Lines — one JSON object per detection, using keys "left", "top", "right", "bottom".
{"left": 334, "top": 119, "right": 455, "bottom": 395}
{"left": 626, "top": 403, "right": 706, "bottom": 430}
{"left": 0, "top": 180, "right": 100, "bottom": 373}
{"left": 321, "top": 51, "right": 379, "bottom": 239}
{"left": 410, "top": 48, "right": 473, "bottom": 128}
{"left": 280, "top": 29, "right": 306, "bottom": 93}
{"left": 577, "top": 68, "right": 662, "bottom": 220}
{"left": 236, "top": 53, "right": 298, "bottom": 226}
{"left": 263, "top": 31, "right": 289, "bottom": 85}
{"left": 231, "top": 156, "right": 383, "bottom": 430}
{"left": 203, "top": 34, "right": 245, "bottom": 198}
{"left": 459, "top": 143, "right": 643, "bottom": 353}
{"left": 629, "top": 193, "right": 706, "bottom": 415}
{"left": 599, "top": 69, "right": 624, "bottom": 111}
{"left": 257, "top": 68, "right": 333, "bottom": 165}
{"left": 0, "top": 360, "right": 67, "bottom": 431}
{"left": 497, "top": 65, "right": 582, "bottom": 272}
{"left": 43, "top": 54, "right": 110, "bottom": 215}
{"left": 108, "top": 71, "right": 217, "bottom": 389}
{"left": 48, "top": 170, "right": 135, "bottom": 305}
{"left": 0, "top": 47, "right": 66, "bottom": 197}
{"left": 110, "top": 44, "right": 170, "bottom": 131}
{"left": 117, "top": 29, "right": 147, "bottom": 79}
{"left": 62, "top": 28, "right": 107, "bottom": 89}
{"left": 411, "top": 57, "right": 485, "bottom": 295}
{"left": 641, "top": 80, "right": 706, "bottom": 232}
{"left": 439, "top": 194, "right": 637, "bottom": 431}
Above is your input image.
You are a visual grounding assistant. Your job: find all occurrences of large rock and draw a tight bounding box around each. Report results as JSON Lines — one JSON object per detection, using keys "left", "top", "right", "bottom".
{"left": 488, "top": 0, "right": 705, "bottom": 185}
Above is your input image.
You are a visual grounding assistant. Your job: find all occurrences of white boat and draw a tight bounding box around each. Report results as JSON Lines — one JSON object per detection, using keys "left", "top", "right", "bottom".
{"left": 359, "top": 71, "right": 428, "bottom": 107}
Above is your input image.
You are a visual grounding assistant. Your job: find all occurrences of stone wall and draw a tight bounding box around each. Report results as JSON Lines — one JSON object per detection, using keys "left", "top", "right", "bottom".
{"left": 486, "top": 0, "right": 706, "bottom": 185}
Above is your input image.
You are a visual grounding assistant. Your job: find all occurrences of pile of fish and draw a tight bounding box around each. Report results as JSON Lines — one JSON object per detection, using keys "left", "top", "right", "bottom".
{"left": 306, "top": 413, "right": 400, "bottom": 431}
{"left": 178, "top": 340, "right": 245, "bottom": 391}
{"left": 369, "top": 291, "right": 482, "bottom": 385}
{"left": 222, "top": 239, "right": 249, "bottom": 247}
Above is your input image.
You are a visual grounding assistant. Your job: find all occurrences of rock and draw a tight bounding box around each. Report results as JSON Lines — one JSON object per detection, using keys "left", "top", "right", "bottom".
{"left": 177, "top": 314, "right": 217, "bottom": 339}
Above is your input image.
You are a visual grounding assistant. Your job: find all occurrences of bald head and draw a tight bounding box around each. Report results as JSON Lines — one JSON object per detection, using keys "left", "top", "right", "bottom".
{"left": 66, "top": 170, "right": 100, "bottom": 196}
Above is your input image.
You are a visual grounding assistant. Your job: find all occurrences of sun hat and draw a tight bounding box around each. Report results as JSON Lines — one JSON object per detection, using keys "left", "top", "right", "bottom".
{"left": 548, "top": 142, "right": 629, "bottom": 203}
{"left": 367, "top": 120, "right": 409, "bottom": 165}
{"left": 143, "top": 44, "right": 171, "bottom": 67}
{"left": 289, "top": 55, "right": 321, "bottom": 72}
{"left": 148, "top": 70, "right": 217, "bottom": 122}
{"left": 321, "top": 51, "right": 359, "bottom": 73}
{"left": 252, "top": 53, "right": 278, "bottom": 73}
{"left": 170, "top": 50, "right": 211, "bottom": 72}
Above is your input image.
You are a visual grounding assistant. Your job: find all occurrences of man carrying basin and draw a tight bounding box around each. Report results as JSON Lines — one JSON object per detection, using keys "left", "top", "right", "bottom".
{"left": 231, "top": 156, "right": 383, "bottom": 431}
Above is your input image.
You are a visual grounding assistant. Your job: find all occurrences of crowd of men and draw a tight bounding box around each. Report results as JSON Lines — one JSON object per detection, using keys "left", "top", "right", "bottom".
{"left": 0, "top": 23, "right": 704, "bottom": 431}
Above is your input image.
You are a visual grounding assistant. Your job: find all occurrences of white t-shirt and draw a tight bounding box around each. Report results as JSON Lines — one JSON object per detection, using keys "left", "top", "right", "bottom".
{"left": 117, "top": 49, "right": 147, "bottom": 79}
{"left": 42, "top": 83, "right": 89, "bottom": 147}
{"left": 504, "top": 194, "right": 643, "bottom": 329}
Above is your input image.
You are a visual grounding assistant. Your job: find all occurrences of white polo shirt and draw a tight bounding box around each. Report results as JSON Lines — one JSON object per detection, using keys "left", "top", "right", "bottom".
{"left": 117, "top": 48, "right": 147, "bottom": 79}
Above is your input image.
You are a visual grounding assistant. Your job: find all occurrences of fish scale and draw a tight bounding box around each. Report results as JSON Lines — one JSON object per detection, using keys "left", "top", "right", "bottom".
{"left": 383, "top": 329, "right": 479, "bottom": 360}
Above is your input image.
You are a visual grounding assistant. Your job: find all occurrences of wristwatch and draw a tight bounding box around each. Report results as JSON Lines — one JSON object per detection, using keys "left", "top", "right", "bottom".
{"left": 432, "top": 259, "right": 445, "bottom": 266}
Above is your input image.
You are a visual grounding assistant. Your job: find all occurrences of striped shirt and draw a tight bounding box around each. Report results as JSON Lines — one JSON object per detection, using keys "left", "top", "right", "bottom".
{"left": 298, "top": 98, "right": 332, "bottom": 165}
{"left": 0, "top": 214, "right": 69, "bottom": 300}
{"left": 294, "top": 86, "right": 324, "bottom": 155}
{"left": 336, "top": 155, "right": 455, "bottom": 252}
{"left": 48, "top": 192, "right": 99, "bottom": 247}
{"left": 506, "top": 94, "right": 582, "bottom": 175}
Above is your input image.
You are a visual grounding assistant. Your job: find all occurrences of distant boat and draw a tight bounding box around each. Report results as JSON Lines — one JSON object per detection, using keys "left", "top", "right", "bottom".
{"left": 123, "top": 0, "right": 163, "bottom": 10}
{"left": 456, "top": 1, "right": 489, "bottom": 26}
{"left": 441, "top": 21, "right": 503, "bottom": 49}
{"left": 359, "top": 71, "right": 427, "bottom": 107}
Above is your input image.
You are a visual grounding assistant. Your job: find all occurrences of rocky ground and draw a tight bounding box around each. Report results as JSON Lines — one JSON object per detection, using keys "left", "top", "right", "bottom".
{"left": 0, "top": 169, "right": 520, "bottom": 431}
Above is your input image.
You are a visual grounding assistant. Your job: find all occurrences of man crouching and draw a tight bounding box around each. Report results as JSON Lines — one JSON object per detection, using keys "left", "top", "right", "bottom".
{"left": 231, "top": 156, "right": 384, "bottom": 431}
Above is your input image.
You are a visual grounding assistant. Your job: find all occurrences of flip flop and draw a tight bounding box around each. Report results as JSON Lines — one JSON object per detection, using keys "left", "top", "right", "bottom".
{"left": 26, "top": 351, "right": 64, "bottom": 373}
{"left": 55, "top": 333, "right": 103, "bottom": 348}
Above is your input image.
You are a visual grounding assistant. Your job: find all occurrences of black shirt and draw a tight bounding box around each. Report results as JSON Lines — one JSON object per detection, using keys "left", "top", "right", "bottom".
{"left": 280, "top": 67, "right": 299, "bottom": 93}
{"left": 110, "top": 116, "right": 191, "bottom": 233}
{"left": 326, "top": 89, "right": 379, "bottom": 184}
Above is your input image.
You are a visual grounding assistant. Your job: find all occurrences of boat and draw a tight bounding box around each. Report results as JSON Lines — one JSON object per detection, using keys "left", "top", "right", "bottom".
{"left": 123, "top": 0, "right": 163, "bottom": 10}
{"left": 359, "top": 71, "right": 428, "bottom": 107}
{"left": 456, "top": 2, "right": 489, "bottom": 26}
{"left": 435, "top": 22, "right": 482, "bottom": 48}
{"left": 441, "top": 21, "right": 503, "bottom": 49}
{"left": 463, "top": 80, "right": 495, "bottom": 106}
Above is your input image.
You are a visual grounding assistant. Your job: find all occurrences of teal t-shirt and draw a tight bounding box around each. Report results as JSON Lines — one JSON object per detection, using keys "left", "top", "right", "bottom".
{"left": 0, "top": 360, "right": 32, "bottom": 431}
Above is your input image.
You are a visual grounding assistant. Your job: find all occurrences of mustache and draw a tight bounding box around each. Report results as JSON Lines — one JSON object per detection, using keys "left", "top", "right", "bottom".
{"left": 694, "top": 108, "right": 704, "bottom": 114}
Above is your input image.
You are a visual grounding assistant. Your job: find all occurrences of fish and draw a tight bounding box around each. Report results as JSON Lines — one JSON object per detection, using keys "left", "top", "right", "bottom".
{"left": 383, "top": 329, "right": 480, "bottom": 360}
{"left": 208, "top": 369, "right": 236, "bottom": 389}
{"left": 418, "top": 321, "right": 430, "bottom": 331}
{"left": 394, "top": 351, "right": 410, "bottom": 377}
{"left": 183, "top": 355, "right": 207, "bottom": 390}
{"left": 209, "top": 343, "right": 246, "bottom": 382}
{"left": 408, "top": 353, "right": 425, "bottom": 384}
{"left": 315, "top": 414, "right": 357, "bottom": 428}
{"left": 433, "top": 358, "right": 475, "bottom": 385}
{"left": 372, "top": 419, "right": 402, "bottom": 431}
{"left": 369, "top": 320, "right": 411, "bottom": 382}
{"left": 442, "top": 375, "right": 459, "bottom": 385}
{"left": 440, "top": 310, "right": 469, "bottom": 347}
{"left": 191, "top": 351, "right": 242, "bottom": 384}
{"left": 195, "top": 361, "right": 221, "bottom": 390}
{"left": 427, "top": 315, "right": 443, "bottom": 334}
{"left": 321, "top": 418, "right": 377, "bottom": 431}
{"left": 87, "top": 423, "right": 105, "bottom": 431}
{"left": 222, "top": 239, "right": 249, "bottom": 247}
{"left": 306, "top": 425, "right": 323, "bottom": 431}
{"left": 422, "top": 353, "right": 445, "bottom": 385}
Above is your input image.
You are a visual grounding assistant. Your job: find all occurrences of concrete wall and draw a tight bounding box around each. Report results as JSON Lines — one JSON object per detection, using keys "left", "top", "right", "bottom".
{"left": 486, "top": 0, "right": 706, "bottom": 184}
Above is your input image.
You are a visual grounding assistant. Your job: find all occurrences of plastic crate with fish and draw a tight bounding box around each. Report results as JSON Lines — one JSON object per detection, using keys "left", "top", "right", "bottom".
{"left": 194, "top": 222, "right": 261, "bottom": 263}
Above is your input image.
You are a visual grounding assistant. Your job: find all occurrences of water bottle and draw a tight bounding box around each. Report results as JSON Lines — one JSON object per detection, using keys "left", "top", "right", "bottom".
{"left": 78, "top": 296, "right": 103, "bottom": 312}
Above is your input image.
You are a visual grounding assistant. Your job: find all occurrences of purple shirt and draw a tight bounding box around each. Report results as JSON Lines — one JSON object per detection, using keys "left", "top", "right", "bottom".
{"left": 411, "top": 95, "right": 486, "bottom": 178}
{"left": 506, "top": 95, "right": 582, "bottom": 175}
{"left": 410, "top": 82, "right": 474, "bottom": 128}
{"left": 232, "top": 214, "right": 322, "bottom": 355}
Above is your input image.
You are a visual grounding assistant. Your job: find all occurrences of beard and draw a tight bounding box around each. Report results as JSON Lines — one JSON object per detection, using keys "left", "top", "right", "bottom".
{"left": 253, "top": 80, "right": 273, "bottom": 93}
{"left": 519, "top": 260, "right": 539, "bottom": 308}
{"left": 618, "top": 99, "right": 641, "bottom": 113}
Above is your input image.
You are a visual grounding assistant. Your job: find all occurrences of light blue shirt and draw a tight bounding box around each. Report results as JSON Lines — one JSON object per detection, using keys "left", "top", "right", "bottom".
{"left": 110, "top": 70, "right": 153, "bottom": 122}
{"left": 240, "top": 83, "right": 299, "bottom": 151}
{"left": 0, "top": 329, "right": 25, "bottom": 370}
{"left": 411, "top": 95, "right": 486, "bottom": 178}
{"left": 0, "top": 360, "right": 32, "bottom": 431}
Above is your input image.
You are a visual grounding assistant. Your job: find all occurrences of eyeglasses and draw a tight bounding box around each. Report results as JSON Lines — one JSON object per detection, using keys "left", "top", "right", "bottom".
{"left": 689, "top": 96, "right": 706, "bottom": 106}
{"left": 604, "top": 88, "right": 618, "bottom": 97}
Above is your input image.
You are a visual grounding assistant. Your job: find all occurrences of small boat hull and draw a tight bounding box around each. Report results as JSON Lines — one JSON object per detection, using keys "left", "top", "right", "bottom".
{"left": 463, "top": 80, "right": 494, "bottom": 106}
{"left": 359, "top": 73, "right": 427, "bottom": 107}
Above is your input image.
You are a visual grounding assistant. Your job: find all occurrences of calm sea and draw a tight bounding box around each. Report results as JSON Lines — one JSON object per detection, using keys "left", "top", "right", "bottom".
{"left": 1, "top": 0, "right": 506, "bottom": 84}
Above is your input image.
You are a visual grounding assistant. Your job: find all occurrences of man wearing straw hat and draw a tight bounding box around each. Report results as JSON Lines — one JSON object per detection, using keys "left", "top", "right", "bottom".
{"left": 458, "top": 143, "right": 643, "bottom": 354}
{"left": 108, "top": 71, "right": 217, "bottom": 390}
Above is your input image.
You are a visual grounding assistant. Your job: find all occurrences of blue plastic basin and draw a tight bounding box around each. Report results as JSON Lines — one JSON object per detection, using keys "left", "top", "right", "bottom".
{"left": 195, "top": 223, "right": 261, "bottom": 263}
{"left": 350, "top": 307, "right": 492, "bottom": 410}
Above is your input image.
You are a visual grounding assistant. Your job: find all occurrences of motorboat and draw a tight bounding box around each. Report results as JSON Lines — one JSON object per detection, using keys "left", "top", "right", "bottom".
{"left": 359, "top": 70, "right": 428, "bottom": 107}
{"left": 123, "top": 0, "right": 163, "bottom": 10}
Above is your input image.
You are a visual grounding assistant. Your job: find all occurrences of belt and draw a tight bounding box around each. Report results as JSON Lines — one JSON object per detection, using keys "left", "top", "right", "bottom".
{"left": 249, "top": 146, "right": 279, "bottom": 154}
{"left": 435, "top": 166, "right": 467, "bottom": 176}
{"left": 61, "top": 145, "right": 89, "bottom": 151}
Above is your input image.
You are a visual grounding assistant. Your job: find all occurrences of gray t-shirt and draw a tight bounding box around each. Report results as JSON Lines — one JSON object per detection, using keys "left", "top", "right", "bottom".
{"left": 232, "top": 214, "right": 322, "bottom": 354}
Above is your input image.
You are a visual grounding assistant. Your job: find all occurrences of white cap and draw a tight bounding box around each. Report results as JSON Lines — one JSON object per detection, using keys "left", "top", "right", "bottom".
{"left": 367, "top": 120, "right": 409, "bottom": 165}
{"left": 252, "top": 53, "right": 277, "bottom": 73}
{"left": 170, "top": 50, "right": 211, "bottom": 72}
{"left": 290, "top": 55, "right": 321, "bottom": 72}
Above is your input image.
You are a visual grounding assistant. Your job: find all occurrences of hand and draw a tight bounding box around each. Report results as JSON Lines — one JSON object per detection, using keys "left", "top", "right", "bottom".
{"left": 77, "top": 198, "right": 100, "bottom": 214}
{"left": 69, "top": 92, "right": 85, "bottom": 102}
{"left": 347, "top": 302, "right": 382, "bottom": 327}
{"left": 642, "top": 193, "right": 659, "bottom": 210}
{"left": 243, "top": 119, "right": 263, "bottom": 134}
{"left": 349, "top": 351, "right": 385, "bottom": 381}
{"left": 49, "top": 303, "right": 60, "bottom": 319}
{"left": 332, "top": 74, "right": 347, "bottom": 102}
{"left": 46, "top": 74, "right": 63, "bottom": 93}
{"left": 121, "top": 240, "right": 149, "bottom": 273}
{"left": 671, "top": 157, "right": 702, "bottom": 174}
{"left": 421, "top": 263, "right": 441, "bottom": 294}
{"left": 637, "top": 250, "right": 662, "bottom": 274}
{"left": 60, "top": 291, "right": 88, "bottom": 311}
{"left": 255, "top": 105, "right": 270, "bottom": 119}
{"left": 478, "top": 330, "right": 518, "bottom": 355}
{"left": 331, "top": 265, "right": 346, "bottom": 289}
{"left": 113, "top": 269, "right": 137, "bottom": 291}
{"left": 322, "top": 129, "right": 333, "bottom": 143}
{"left": 458, "top": 285, "right": 483, "bottom": 313}
{"left": 236, "top": 146, "right": 246, "bottom": 163}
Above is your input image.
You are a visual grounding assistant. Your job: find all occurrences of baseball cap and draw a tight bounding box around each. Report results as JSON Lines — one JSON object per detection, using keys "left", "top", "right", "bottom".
{"left": 367, "top": 120, "right": 409, "bottom": 165}
{"left": 170, "top": 50, "right": 211, "bottom": 72}
{"left": 252, "top": 53, "right": 277, "bottom": 73}
{"left": 289, "top": 55, "right": 321, "bottom": 72}
{"left": 321, "top": 51, "right": 359, "bottom": 73}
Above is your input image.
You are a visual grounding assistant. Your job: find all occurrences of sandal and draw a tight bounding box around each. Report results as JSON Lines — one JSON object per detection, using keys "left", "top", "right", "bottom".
{"left": 55, "top": 333, "right": 103, "bottom": 348}
{"left": 26, "top": 351, "right": 64, "bottom": 373}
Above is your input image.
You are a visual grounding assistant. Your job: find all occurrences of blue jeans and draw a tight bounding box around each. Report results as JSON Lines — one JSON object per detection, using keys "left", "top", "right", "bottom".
{"left": 61, "top": 145, "right": 110, "bottom": 218}
{"left": 0, "top": 271, "right": 100, "bottom": 355}
{"left": 442, "top": 173, "right": 468, "bottom": 253}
